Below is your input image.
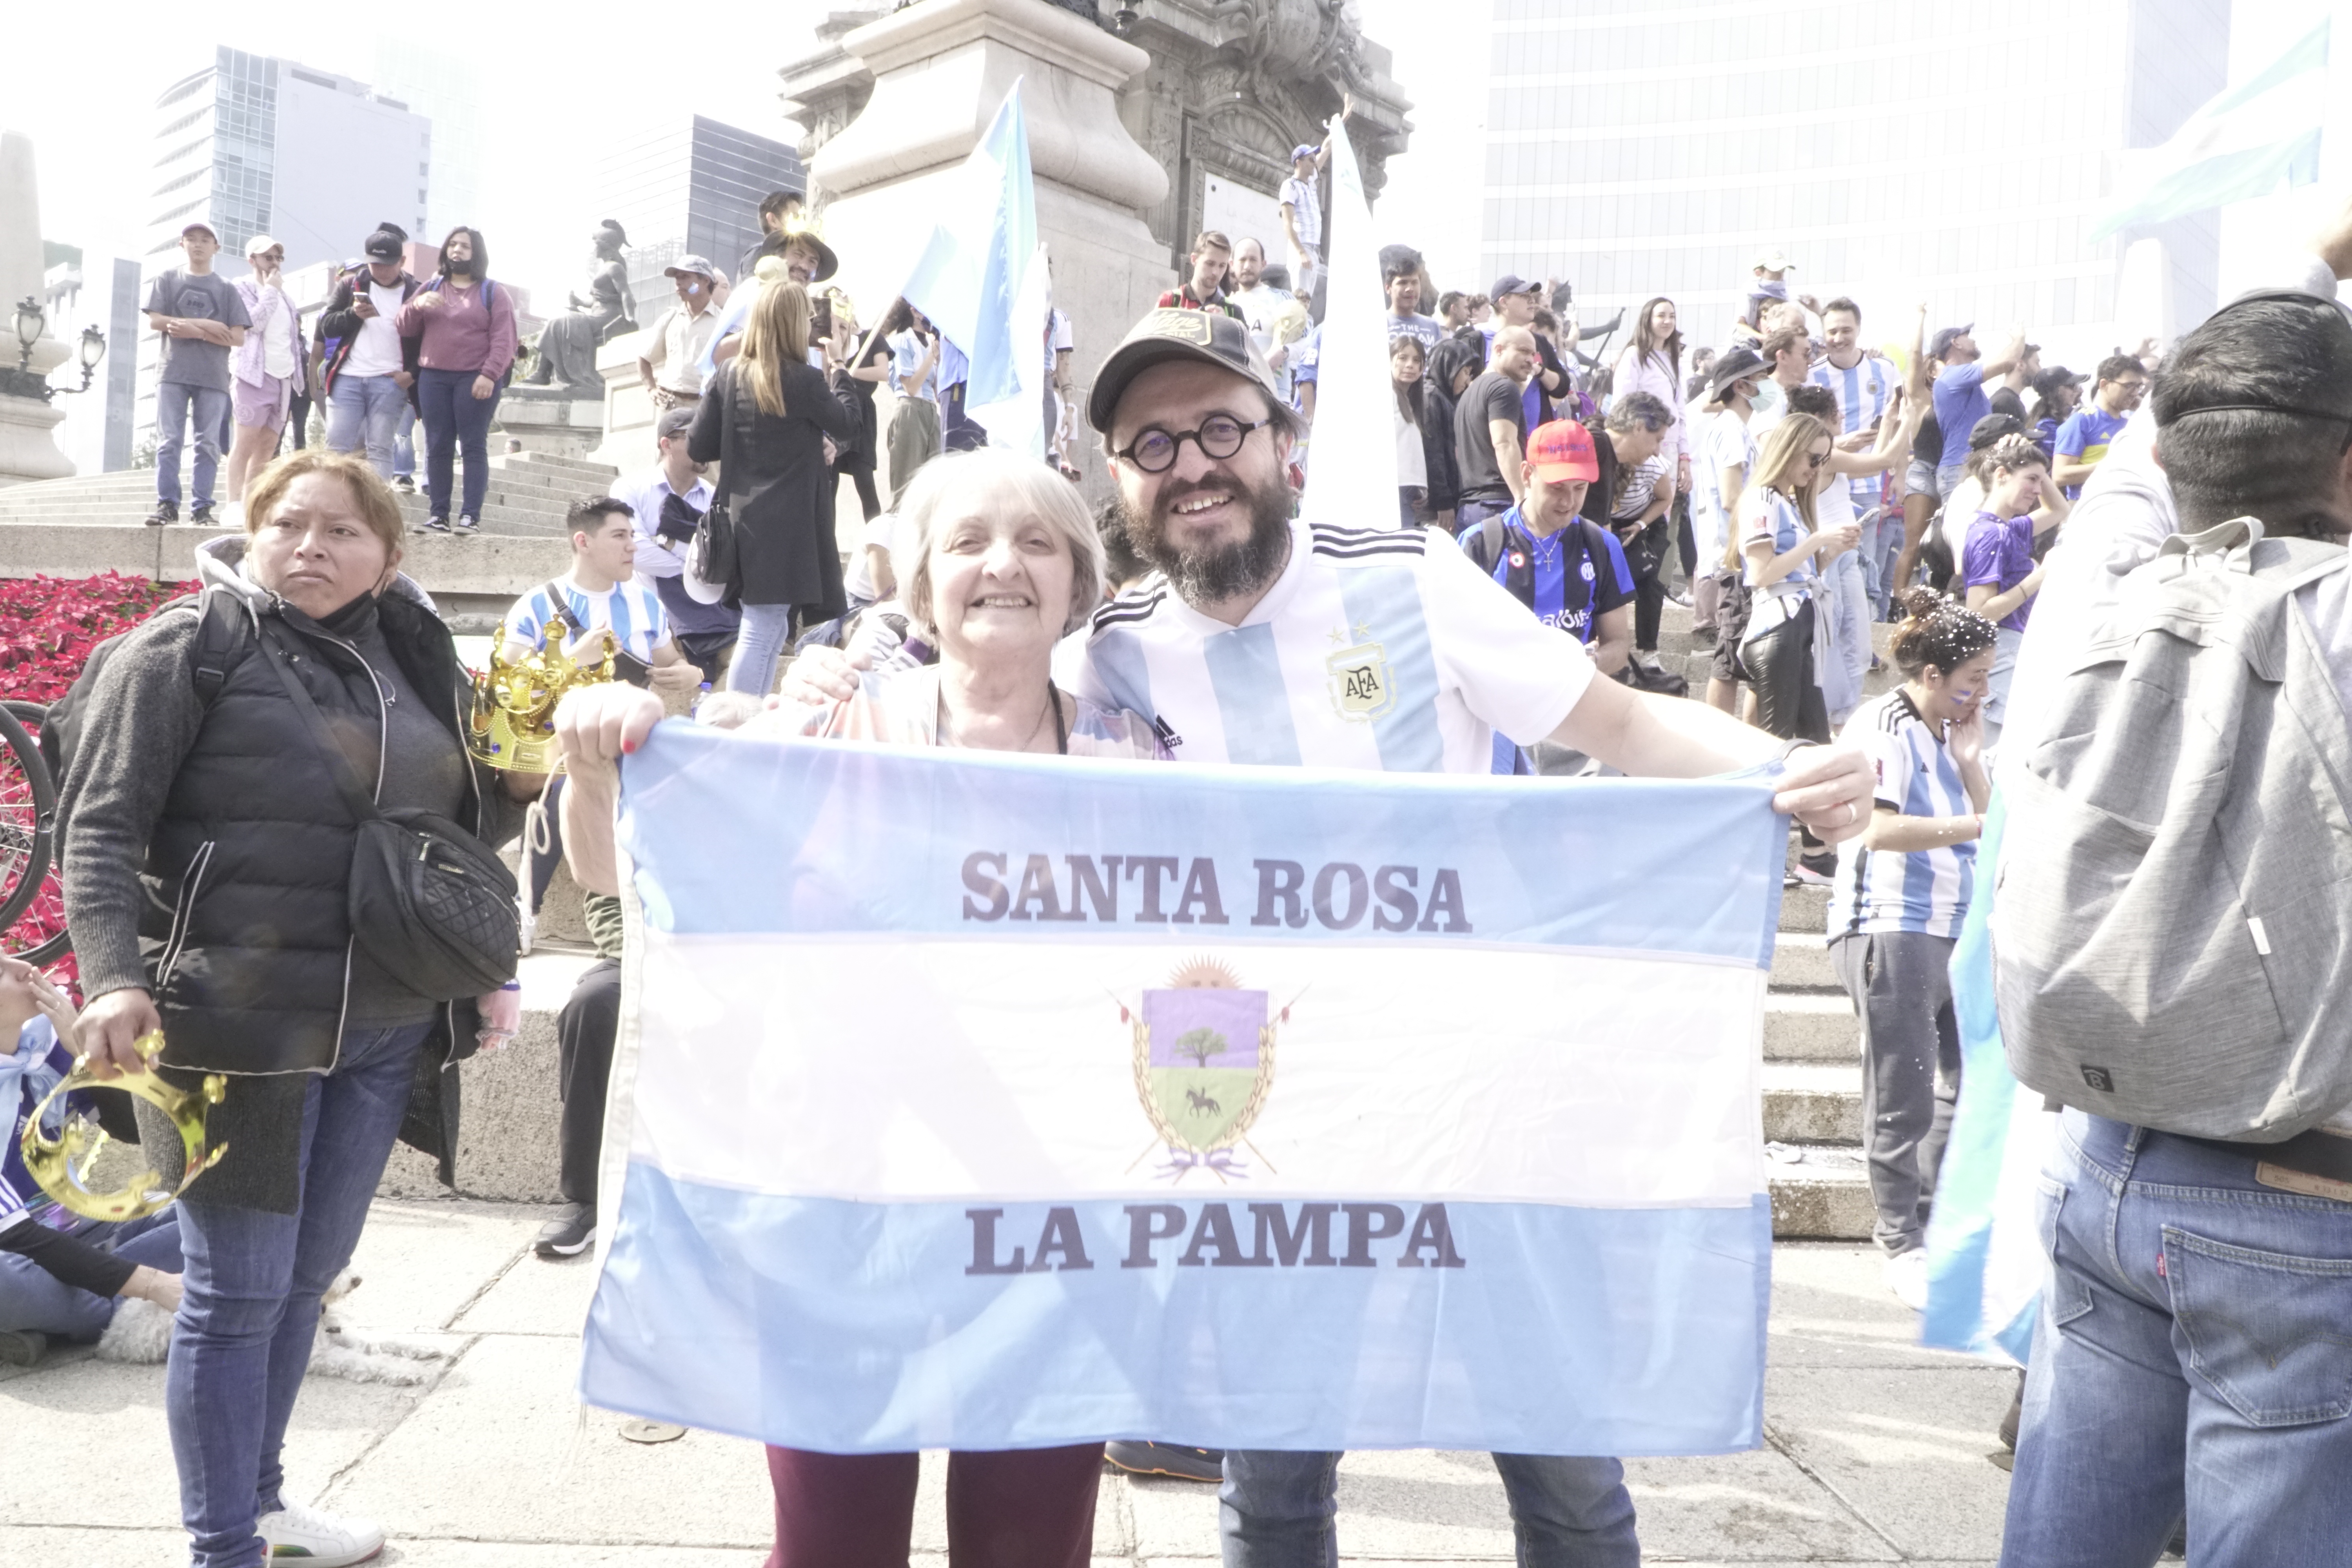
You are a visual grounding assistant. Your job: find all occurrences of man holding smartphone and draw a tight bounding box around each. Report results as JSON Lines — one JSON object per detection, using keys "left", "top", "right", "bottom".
{"left": 316, "top": 227, "right": 423, "bottom": 479}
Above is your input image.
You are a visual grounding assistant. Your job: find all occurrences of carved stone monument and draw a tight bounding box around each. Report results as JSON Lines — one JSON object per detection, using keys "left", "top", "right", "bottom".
{"left": 522, "top": 220, "right": 636, "bottom": 398}
{"left": 781, "top": 0, "right": 1412, "bottom": 326}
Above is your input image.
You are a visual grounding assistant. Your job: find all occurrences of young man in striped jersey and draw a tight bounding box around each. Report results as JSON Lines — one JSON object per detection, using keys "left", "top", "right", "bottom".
{"left": 788, "top": 306, "right": 1877, "bottom": 1565}
{"left": 1810, "top": 300, "right": 1923, "bottom": 617}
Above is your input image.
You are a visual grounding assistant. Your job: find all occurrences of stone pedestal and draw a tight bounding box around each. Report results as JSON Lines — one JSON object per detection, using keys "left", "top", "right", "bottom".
{"left": 784, "top": 0, "right": 1173, "bottom": 461}
{"left": 495, "top": 385, "right": 605, "bottom": 461}
{"left": 1, "top": 132, "right": 76, "bottom": 486}
{"left": 586, "top": 328, "right": 660, "bottom": 472}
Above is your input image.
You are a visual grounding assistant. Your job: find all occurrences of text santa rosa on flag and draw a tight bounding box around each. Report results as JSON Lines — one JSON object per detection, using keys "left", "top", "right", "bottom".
{"left": 581, "top": 726, "right": 1790, "bottom": 1456}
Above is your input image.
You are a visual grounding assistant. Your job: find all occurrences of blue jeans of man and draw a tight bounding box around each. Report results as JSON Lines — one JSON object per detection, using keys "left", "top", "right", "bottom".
{"left": 156, "top": 382, "right": 232, "bottom": 506}
{"left": 0, "top": 1209, "right": 183, "bottom": 1339}
{"left": 167, "top": 1021, "right": 432, "bottom": 1568}
{"left": 418, "top": 367, "right": 501, "bottom": 521}
{"left": 1221, "top": 1449, "right": 1636, "bottom": 1566}
{"left": 1455, "top": 495, "right": 1514, "bottom": 535}
{"left": 393, "top": 402, "right": 418, "bottom": 481}
{"left": 325, "top": 373, "right": 407, "bottom": 477}
{"left": 2000, "top": 1110, "right": 2352, "bottom": 1568}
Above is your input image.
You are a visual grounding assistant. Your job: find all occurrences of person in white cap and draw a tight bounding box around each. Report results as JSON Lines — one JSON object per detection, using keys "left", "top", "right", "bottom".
{"left": 638, "top": 254, "right": 725, "bottom": 410}
{"left": 1278, "top": 93, "right": 1354, "bottom": 300}
{"left": 143, "top": 221, "right": 251, "bottom": 528}
{"left": 225, "top": 235, "right": 303, "bottom": 512}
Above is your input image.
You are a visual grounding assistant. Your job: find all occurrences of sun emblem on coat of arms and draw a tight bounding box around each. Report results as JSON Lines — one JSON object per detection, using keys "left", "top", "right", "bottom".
{"left": 1111, "top": 959, "right": 1299, "bottom": 1183}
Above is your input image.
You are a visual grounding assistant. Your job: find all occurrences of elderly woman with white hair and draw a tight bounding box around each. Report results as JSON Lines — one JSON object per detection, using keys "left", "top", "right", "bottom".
{"left": 551, "top": 444, "right": 1164, "bottom": 1567}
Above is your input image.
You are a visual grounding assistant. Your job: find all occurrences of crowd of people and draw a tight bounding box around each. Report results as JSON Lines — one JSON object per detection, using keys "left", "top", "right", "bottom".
{"left": 11, "top": 114, "right": 2352, "bottom": 1568}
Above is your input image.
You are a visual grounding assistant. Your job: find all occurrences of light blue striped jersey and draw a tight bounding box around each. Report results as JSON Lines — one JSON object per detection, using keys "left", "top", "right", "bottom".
{"left": 503, "top": 575, "right": 672, "bottom": 664}
{"left": 1740, "top": 488, "right": 1819, "bottom": 590}
{"left": 1808, "top": 354, "right": 1898, "bottom": 510}
{"left": 1827, "top": 688, "right": 1975, "bottom": 938}
{"left": 1067, "top": 516, "right": 1595, "bottom": 773}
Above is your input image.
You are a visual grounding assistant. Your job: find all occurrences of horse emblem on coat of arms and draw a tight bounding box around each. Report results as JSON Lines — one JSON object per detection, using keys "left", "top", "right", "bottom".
{"left": 1113, "top": 959, "right": 1297, "bottom": 1182}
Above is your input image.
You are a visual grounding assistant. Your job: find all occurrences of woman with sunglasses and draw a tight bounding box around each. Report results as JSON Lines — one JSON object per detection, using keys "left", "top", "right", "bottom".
{"left": 1737, "top": 412, "right": 1859, "bottom": 881}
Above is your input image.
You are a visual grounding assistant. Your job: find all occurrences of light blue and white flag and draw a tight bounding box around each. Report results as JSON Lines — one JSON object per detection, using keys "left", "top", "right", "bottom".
{"left": 2092, "top": 19, "right": 2331, "bottom": 242}
{"left": 1921, "top": 795, "right": 2055, "bottom": 1364}
{"left": 1296, "top": 103, "right": 1397, "bottom": 527}
{"left": 581, "top": 728, "right": 1789, "bottom": 1455}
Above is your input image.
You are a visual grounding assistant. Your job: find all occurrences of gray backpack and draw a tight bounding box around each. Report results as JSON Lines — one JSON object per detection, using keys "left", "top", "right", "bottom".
{"left": 1994, "top": 518, "right": 2352, "bottom": 1141}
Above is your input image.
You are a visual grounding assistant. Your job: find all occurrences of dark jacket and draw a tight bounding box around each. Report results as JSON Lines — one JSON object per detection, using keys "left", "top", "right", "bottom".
{"left": 689, "top": 359, "right": 860, "bottom": 612}
{"left": 317, "top": 265, "right": 423, "bottom": 397}
{"left": 60, "top": 537, "right": 523, "bottom": 1208}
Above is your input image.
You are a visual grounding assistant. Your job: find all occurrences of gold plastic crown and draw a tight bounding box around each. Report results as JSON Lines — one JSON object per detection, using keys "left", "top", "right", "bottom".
{"left": 467, "top": 608, "right": 618, "bottom": 774}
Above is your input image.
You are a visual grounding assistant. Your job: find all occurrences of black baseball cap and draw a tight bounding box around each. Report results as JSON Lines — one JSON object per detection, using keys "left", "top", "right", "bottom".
{"left": 1969, "top": 412, "right": 2026, "bottom": 448}
{"left": 1088, "top": 308, "right": 1287, "bottom": 434}
{"left": 1930, "top": 324, "right": 1975, "bottom": 361}
{"left": 363, "top": 230, "right": 405, "bottom": 262}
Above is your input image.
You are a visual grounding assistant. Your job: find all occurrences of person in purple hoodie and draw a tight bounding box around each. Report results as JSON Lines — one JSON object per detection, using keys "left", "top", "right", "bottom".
{"left": 1958, "top": 432, "right": 2069, "bottom": 750}
{"left": 397, "top": 226, "right": 518, "bottom": 534}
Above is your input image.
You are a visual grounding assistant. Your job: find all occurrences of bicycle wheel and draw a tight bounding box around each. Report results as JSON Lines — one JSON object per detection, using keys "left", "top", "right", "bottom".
{"left": 0, "top": 703, "right": 54, "bottom": 933}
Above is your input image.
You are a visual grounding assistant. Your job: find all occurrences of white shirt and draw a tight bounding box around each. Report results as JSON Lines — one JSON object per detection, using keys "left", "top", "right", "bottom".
{"left": 1067, "top": 516, "right": 1593, "bottom": 773}
{"left": 844, "top": 511, "right": 900, "bottom": 603}
{"left": 1828, "top": 688, "right": 1976, "bottom": 939}
{"left": 503, "top": 574, "right": 673, "bottom": 664}
{"left": 610, "top": 467, "right": 713, "bottom": 582}
{"left": 1394, "top": 400, "right": 1427, "bottom": 489}
{"left": 343, "top": 278, "right": 406, "bottom": 379}
{"left": 646, "top": 303, "right": 720, "bottom": 396}
{"left": 1690, "top": 410, "right": 1755, "bottom": 564}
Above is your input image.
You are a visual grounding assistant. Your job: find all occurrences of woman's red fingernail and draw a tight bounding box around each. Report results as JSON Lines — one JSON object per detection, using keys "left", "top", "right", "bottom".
{"left": 622, "top": 739, "right": 638, "bottom": 755}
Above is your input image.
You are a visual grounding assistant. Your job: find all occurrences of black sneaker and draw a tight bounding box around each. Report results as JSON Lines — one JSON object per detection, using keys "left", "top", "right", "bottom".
{"left": 535, "top": 1202, "right": 595, "bottom": 1258}
{"left": 455, "top": 514, "right": 480, "bottom": 536}
{"left": 1789, "top": 851, "right": 1839, "bottom": 887}
{"left": 424, "top": 514, "right": 452, "bottom": 534}
{"left": 1103, "top": 1441, "right": 1223, "bottom": 1483}
{"left": 188, "top": 501, "right": 217, "bottom": 526}
{"left": 145, "top": 499, "right": 178, "bottom": 527}
{"left": 392, "top": 474, "right": 416, "bottom": 492}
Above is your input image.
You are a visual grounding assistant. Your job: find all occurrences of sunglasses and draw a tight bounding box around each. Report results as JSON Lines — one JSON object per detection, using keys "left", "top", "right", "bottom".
{"left": 1804, "top": 452, "right": 1830, "bottom": 470}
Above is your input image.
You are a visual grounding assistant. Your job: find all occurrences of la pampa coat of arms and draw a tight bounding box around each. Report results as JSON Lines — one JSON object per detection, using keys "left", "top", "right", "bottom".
{"left": 1115, "top": 959, "right": 1292, "bottom": 1181}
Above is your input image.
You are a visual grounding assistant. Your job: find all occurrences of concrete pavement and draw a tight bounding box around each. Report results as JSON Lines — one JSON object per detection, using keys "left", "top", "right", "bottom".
{"left": 0, "top": 1198, "right": 2020, "bottom": 1564}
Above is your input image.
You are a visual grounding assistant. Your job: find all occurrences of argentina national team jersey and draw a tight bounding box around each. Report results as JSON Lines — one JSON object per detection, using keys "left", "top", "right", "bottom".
{"left": 503, "top": 577, "right": 672, "bottom": 664}
{"left": 1808, "top": 354, "right": 1896, "bottom": 509}
{"left": 1069, "top": 517, "right": 1595, "bottom": 773}
{"left": 1826, "top": 689, "right": 1975, "bottom": 939}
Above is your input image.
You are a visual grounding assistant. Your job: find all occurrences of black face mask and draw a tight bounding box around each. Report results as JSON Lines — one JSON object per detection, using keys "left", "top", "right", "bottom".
{"left": 316, "top": 587, "right": 382, "bottom": 639}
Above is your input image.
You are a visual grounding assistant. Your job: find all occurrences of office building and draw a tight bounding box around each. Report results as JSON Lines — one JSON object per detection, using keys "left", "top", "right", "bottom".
{"left": 1479, "top": 0, "right": 2233, "bottom": 362}
{"left": 597, "top": 117, "right": 804, "bottom": 314}
{"left": 141, "top": 47, "right": 432, "bottom": 433}
{"left": 39, "top": 245, "right": 140, "bottom": 474}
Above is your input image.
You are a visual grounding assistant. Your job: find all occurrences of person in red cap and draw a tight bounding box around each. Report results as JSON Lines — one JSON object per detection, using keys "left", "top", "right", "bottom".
{"left": 1458, "top": 419, "right": 1637, "bottom": 771}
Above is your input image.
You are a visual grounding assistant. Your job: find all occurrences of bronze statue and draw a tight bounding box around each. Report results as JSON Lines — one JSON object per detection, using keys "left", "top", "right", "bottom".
{"left": 524, "top": 220, "right": 635, "bottom": 394}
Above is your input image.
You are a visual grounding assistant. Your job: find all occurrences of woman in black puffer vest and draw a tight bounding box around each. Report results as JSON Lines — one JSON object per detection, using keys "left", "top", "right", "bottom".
{"left": 58, "top": 450, "right": 524, "bottom": 1568}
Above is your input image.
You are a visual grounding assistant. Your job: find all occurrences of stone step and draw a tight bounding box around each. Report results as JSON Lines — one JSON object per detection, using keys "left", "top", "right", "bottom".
{"left": 1769, "top": 930, "right": 1837, "bottom": 991}
{"left": 1765, "top": 990, "right": 1857, "bottom": 1061}
{"left": 1762, "top": 1061, "right": 1861, "bottom": 1143}
{"left": 1779, "top": 882, "right": 1826, "bottom": 933}
{"left": 1766, "top": 1152, "right": 1874, "bottom": 1239}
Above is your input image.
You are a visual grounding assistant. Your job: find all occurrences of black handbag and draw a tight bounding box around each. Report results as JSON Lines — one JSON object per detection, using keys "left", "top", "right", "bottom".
{"left": 268, "top": 643, "right": 520, "bottom": 1001}
{"left": 689, "top": 375, "right": 743, "bottom": 602}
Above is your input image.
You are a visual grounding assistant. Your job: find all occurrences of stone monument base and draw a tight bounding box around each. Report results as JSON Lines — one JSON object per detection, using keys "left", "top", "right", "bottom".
{"left": 496, "top": 385, "right": 606, "bottom": 461}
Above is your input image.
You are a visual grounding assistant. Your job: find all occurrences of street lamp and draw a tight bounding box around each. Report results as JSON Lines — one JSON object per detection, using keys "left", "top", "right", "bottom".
{"left": 0, "top": 296, "right": 105, "bottom": 402}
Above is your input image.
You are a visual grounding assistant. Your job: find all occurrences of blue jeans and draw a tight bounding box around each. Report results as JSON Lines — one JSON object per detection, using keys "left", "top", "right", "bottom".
{"left": 394, "top": 402, "right": 418, "bottom": 480}
{"left": 2001, "top": 1111, "right": 2352, "bottom": 1568}
{"left": 0, "top": 1209, "right": 183, "bottom": 1339}
{"left": 728, "top": 601, "right": 795, "bottom": 695}
{"left": 326, "top": 373, "right": 407, "bottom": 476}
{"left": 1456, "top": 495, "right": 1513, "bottom": 535}
{"left": 1220, "top": 1449, "right": 1636, "bottom": 1566}
{"left": 156, "top": 382, "right": 232, "bottom": 506}
{"left": 418, "top": 367, "right": 501, "bottom": 520}
{"left": 167, "top": 1021, "right": 432, "bottom": 1568}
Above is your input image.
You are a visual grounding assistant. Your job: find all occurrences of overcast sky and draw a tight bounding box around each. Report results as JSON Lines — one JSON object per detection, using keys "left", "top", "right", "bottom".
{"left": 11, "top": 0, "right": 1472, "bottom": 311}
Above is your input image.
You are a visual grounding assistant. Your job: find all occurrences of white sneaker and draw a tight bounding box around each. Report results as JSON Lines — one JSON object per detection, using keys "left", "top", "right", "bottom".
{"left": 255, "top": 1501, "right": 385, "bottom": 1565}
{"left": 1884, "top": 1248, "right": 1930, "bottom": 1311}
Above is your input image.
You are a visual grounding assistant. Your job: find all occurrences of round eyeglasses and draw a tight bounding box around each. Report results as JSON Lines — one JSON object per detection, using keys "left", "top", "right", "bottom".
{"left": 1113, "top": 413, "right": 1269, "bottom": 474}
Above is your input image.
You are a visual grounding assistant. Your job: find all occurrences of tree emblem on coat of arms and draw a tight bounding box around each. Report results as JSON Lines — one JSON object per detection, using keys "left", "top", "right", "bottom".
{"left": 1112, "top": 958, "right": 1297, "bottom": 1182}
